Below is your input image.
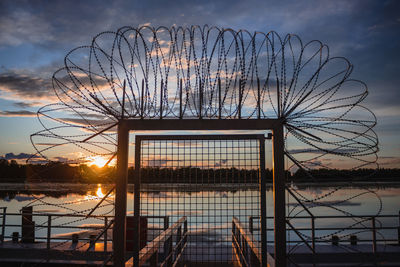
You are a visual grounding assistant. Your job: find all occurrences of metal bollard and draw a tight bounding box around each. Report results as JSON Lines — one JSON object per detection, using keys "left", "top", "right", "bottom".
{"left": 12, "top": 232, "right": 19, "bottom": 243}
{"left": 332, "top": 235, "right": 339, "bottom": 246}
{"left": 72, "top": 233, "right": 79, "bottom": 244}
{"left": 350, "top": 235, "right": 357, "bottom": 245}
{"left": 89, "top": 234, "right": 96, "bottom": 247}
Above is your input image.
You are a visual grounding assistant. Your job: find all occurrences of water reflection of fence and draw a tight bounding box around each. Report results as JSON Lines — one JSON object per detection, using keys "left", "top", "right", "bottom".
{"left": 249, "top": 212, "right": 400, "bottom": 249}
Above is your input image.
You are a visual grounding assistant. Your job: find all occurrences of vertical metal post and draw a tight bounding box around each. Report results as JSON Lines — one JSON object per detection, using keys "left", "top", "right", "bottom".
{"left": 179, "top": 79, "right": 183, "bottom": 119}
{"left": 160, "top": 79, "right": 164, "bottom": 119}
{"left": 218, "top": 78, "right": 222, "bottom": 119}
{"left": 272, "top": 123, "right": 286, "bottom": 267}
{"left": 259, "top": 136, "right": 267, "bottom": 267}
{"left": 104, "top": 217, "right": 108, "bottom": 252}
{"left": 113, "top": 121, "right": 129, "bottom": 267}
{"left": 238, "top": 78, "right": 242, "bottom": 118}
{"left": 141, "top": 79, "right": 145, "bottom": 119}
{"left": 1, "top": 207, "right": 6, "bottom": 242}
{"left": 47, "top": 215, "right": 51, "bottom": 249}
{"left": 311, "top": 217, "right": 316, "bottom": 267}
{"left": 257, "top": 77, "right": 261, "bottom": 119}
{"left": 311, "top": 217, "right": 315, "bottom": 251}
{"left": 199, "top": 80, "right": 203, "bottom": 119}
{"left": 277, "top": 79, "right": 281, "bottom": 117}
{"left": 164, "top": 216, "right": 169, "bottom": 230}
{"left": 133, "top": 136, "right": 142, "bottom": 267}
{"left": 398, "top": 210, "right": 400, "bottom": 245}
{"left": 372, "top": 217, "right": 377, "bottom": 253}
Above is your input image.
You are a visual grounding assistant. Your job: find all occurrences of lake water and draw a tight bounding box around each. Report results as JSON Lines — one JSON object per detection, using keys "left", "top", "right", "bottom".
{"left": 0, "top": 182, "right": 399, "bottom": 261}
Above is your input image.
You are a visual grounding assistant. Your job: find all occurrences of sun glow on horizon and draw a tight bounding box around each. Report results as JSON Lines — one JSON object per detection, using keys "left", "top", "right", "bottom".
{"left": 86, "top": 155, "right": 115, "bottom": 167}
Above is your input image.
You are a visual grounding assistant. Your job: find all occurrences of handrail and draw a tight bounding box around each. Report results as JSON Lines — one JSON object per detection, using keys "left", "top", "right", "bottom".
{"left": 0, "top": 207, "right": 6, "bottom": 242}
{"left": 126, "top": 216, "right": 188, "bottom": 267}
{"left": 0, "top": 212, "right": 113, "bottom": 218}
{"left": 285, "top": 186, "right": 314, "bottom": 218}
{"left": 86, "top": 219, "right": 114, "bottom": 251}
{"left": 232, "top": 216, "right": 275, "bottom": 267}
{"left": 286, "top": 219, "right": 315, "bottom": 253}
{"left": 286, "top": 185, "right": 316, "bottom": 257}
{"left": 249, "top": 212, "right": 400, "bottom": 251}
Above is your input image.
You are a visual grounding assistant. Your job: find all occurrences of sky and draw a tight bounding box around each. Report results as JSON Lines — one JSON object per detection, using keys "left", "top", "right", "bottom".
{"left": 0, "top": 0, "right": 399, "bottom": 168}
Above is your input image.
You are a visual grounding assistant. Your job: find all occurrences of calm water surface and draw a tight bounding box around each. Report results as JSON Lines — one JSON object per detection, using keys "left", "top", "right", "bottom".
{"left": 0, "top": 183, "right": 398, "bottom": 248}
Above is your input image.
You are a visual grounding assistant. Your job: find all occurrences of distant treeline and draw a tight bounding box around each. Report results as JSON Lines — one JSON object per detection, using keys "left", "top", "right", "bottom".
{"left": 0, "top": 159, "right": 399, "bottom": 184}
{"left": 289, "top": 168, "right": 400, "bottom": 183}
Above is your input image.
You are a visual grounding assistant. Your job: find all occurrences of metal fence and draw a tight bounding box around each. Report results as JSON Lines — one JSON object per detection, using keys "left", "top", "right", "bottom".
{"left": 134, "top": 134, "right": 266, "bottom": 266}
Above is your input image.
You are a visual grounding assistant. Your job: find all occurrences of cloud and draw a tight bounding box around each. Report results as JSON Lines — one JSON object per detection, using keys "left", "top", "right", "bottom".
{"left": 214, "top": 159, "right": 227, "bottom": 167}
{"left": 378, "top": 156, "right": 400, "bottom": 166}
{"left": 0, "top": 9, "right": 54, "bottom": 46}
{"left": 0, "top": 71, "right": 55, "bottom": 101}
{"left": 0, "top": 110, "right": 36, "bottom": 117}
{"left": 1, "top": 152, "right": 40, "bottom": 160}
{"left": 14, "top": 101, "right": 42, "bottom": 108}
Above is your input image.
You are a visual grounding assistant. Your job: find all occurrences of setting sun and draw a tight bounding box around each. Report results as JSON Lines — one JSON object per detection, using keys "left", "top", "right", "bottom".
{"left": 87, "top": 156, "right": 112, "bottom": 168}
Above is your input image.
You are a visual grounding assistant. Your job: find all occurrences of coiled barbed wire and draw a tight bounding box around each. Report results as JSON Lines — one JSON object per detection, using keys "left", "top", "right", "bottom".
{"left": 27, "top": 25, "right": 380, "bottom": 264}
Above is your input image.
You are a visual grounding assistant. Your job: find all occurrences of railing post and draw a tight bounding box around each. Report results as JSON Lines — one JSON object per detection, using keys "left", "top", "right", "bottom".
{"left": 398, "top": 210, "right": 400, "bottom": 246}
{"left": 311, "top": 216, "right": 316, "bottom": 267}
{"left": 164, "top": 216, "right": 169, "bottom": 230}
{"left": 311, "top": 216, "right": 315, "bottom": 252}
{"left": 165, "top": 236, "right": 172, "bottom": 266}
{"left": 176, "top": 225, "right": 182, "bottom": 259}
{"left": 104, "top": 217, "right": 108, "bottom": 252}
{"left": 249, "top": 216, "right": 253, "bottom": 234}
{"left": 184, "top": 219, "right": 188, "bottom": 244}
{"left": 372, "top": 216, "right": 377, "bottom": 253}
{"left": 47, "top": 215, "right": 51, "bottom": 249}
{"left": 1, "top": 207, "right": 6, "bottom": 242}
{"left": 149, "top": 251, "right": 158, "bottom": 267}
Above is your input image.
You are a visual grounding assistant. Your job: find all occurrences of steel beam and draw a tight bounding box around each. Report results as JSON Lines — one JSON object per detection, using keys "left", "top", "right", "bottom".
{"left": 124, "top": 119, "right": 280, "bottom": 131}
{"left": 133, "top": 136, "right": 141, "bottom": 267}
{"left": 113, "top": 122, "right": 129, "bottom": 267}
{"left": 272, "top": 123, "right": 286, "bottom": 267}
{"left": 259, "top": 136, "right": 268, "bottom": 266}
{"left": 112, "top": 118, "right": 287, "bottom": 266}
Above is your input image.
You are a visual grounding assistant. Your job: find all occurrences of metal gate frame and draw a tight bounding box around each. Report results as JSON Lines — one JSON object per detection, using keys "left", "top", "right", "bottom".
{"left": 113, "top": 119, "right": 286, "bottom": 267}
{"left": 135, "top": 134, "right": 266, "bottom": 265}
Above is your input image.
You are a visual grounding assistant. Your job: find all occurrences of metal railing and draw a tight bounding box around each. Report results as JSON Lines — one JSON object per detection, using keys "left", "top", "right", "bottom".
{"left": 126, "top": 216, "right": 188, "bottom": 267}
{"left": 232, "top": 216, "right": 275, "bottom": 267}
{"left": 249, "top": 212, "right": 400, "bottom": 248}
{"left": 0, "top": 212, "right": 114, "bottom": 250}
{"left": 0, "top": 207, "right": 6, "bottom": 242}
